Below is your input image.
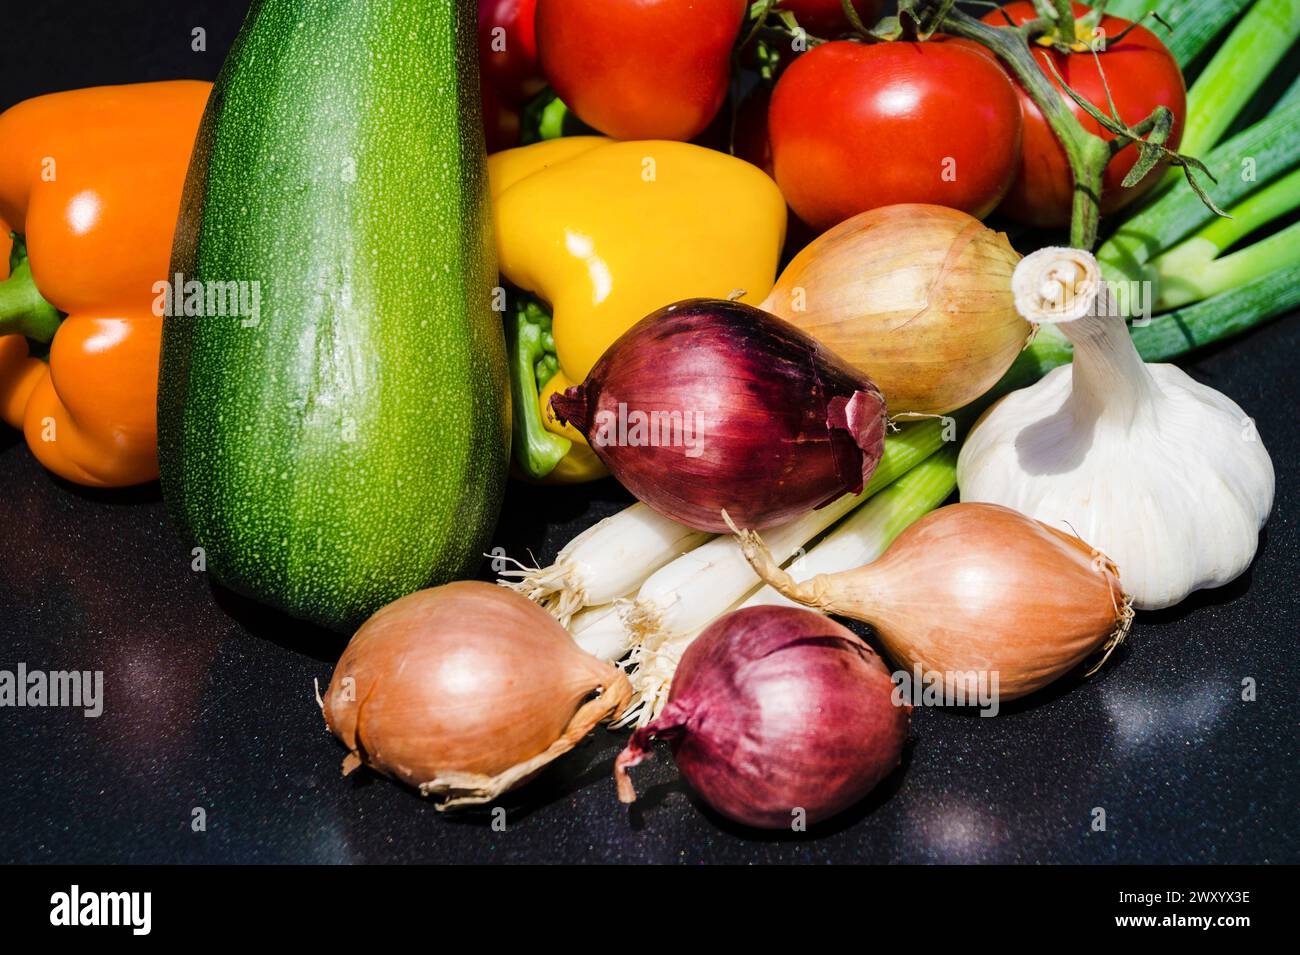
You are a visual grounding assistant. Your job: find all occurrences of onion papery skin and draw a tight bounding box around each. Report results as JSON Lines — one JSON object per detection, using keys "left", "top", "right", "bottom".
{"left": 323, "top": 581, "right": 631, "bottom": 807}
{"left": 750, "top": 503, "right": 1128, "bottom": 701}
{"left": 761, "top": 204, "right": 1028, "bottom": 416}
{"left": 614, "top": 606, "right": 909, "bottom": 829}
{"left": 549, "top": 299, "right": 887, "bottom": 532}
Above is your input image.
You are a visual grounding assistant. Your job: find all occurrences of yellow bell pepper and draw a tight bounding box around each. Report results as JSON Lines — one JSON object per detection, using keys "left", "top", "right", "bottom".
{"left": 488, "top": 137, "right": 787, "bottom": 483}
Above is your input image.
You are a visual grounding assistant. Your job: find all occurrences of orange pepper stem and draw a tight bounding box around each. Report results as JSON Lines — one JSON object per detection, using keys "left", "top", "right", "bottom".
{"left": 0, "top": 234, "right": 63, "bottom": 343}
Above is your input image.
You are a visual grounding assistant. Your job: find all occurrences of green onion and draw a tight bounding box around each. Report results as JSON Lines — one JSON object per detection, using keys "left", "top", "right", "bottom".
{"left": 621, "top": 443, "right": 959, "bottom": 725}
{"left": 1276, "top": 72, "right": 1300, "bottom": 114}
{"left": 1176, "top": 0, "right": 1300, "bottom": 158}
{"left": 1158, "top": 165, "right": 1300, "bottom": 260}
{"left": 865, "top": 418, "right": 949, "bottom": 492}
{"left": 1105, "top": 0, "right": 1162, "bottom": 19}
{"left": 1149, "top": 170, "right": 1300, "bottom": 309}
{"left": 1098, "top": 103, "right": 1300, "bottom": 283}
{"left": 991, "top": 258, "right": 1299, "bottom": 400}
{"left": 741, "top": 445, "right": 958, "bottom": 612}
{"left": 604, "top": 419, "right": 945, "bottom": 652}
{"left": 1129, "top": 263, "right": 1300, "bottom": 360}
{"left": 501, "top": 500, "right": 713, "bottom": 626}
{"left": 1162, "top": 0, "right": 1252, "bottom": 70}
{"left": 1098, "top": 87, "right": 1300, "bottom": 320}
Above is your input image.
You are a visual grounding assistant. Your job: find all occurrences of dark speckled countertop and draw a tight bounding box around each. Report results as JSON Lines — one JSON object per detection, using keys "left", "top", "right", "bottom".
{"left": 1, "top": 2, "right": 1297, "bottom": 865}
{"left": 3, "top": 308, "right": 1296, "bottom": 864}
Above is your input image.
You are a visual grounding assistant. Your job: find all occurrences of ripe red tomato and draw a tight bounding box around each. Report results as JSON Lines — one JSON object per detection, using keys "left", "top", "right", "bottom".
{"left": 982, "top": 1, "right": 1186, "bottom": 227}
{"left": 769, "top": 39, "right": 1023, "bottom": 231}
{"left": 535, "top": 0, "right": 748, "bottom": 141}
{"left": 478, "top": 0, "right": 544, "bottom": 106}
{"left": 777, "top": 0, "right": 884, "bottom": 37}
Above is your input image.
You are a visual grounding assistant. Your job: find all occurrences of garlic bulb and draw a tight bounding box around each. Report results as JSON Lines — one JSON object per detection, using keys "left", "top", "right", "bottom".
{"left": 957, "top": 247, "right": 1274, "bottom": 610}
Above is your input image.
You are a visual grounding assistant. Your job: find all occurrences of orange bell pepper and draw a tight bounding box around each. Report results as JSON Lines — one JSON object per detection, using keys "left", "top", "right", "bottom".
{"left": 0, "top": 81, "right": 210, "bottom": 486}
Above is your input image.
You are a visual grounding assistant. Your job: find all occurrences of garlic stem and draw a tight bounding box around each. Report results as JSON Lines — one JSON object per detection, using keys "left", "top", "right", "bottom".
{"left": 1012, "top": 248, "right": 1155, "bottom": 428}
{"left": 1063, "top": 312, "right": 1156, "bottom": 427}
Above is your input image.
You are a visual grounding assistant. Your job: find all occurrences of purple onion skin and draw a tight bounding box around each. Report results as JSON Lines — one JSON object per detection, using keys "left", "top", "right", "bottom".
{"left": 615, "top": 606, "right": 910, "bottom": 829}
{"left": 549, "top": 299, "right": 887, "bottom": 532}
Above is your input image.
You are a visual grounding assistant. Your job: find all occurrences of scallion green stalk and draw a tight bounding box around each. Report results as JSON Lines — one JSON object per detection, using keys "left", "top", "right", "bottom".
{"left": 1104, "top": 0, "right": 1163, "bottom": 21}
{"left": 1129, "top": 263, "right": 1300, "bottom": 359}
{"left": 992, "top": 260, "right": 1300, "bottom": 398}
{"left": 865, "top": 418, "right": 949, "bottom": 492}
{"left": 622, "top": 443, "right": 959, "bottom": 725}
{"left": 741, "top": 445, "right": 958, "bottom": 612}
{"left": 1155, "top": 0, "right": 1254, "bottom": 70}
{"left": 1150, "top": 175, "right": 1300, "bottom": 309}
{"left": 1099, "top": 103, "right": 1300, "bottom": 283}
{"left": 622, "top": 420, "right": 945, "bottom": 642}
{"left": 1175, "top": 0, "right": 1300, "bottom": 159}
{"left": 1102, "top": 1, "right": 1252, "bottom": 70}
{"left": 1276, "top": 72, "right": 1300, "bottom": 114}
{"left": 1152, "top": 227, "right": 1300, "bottom": 310}
{"left": 1155, "top": 165, "right": 1300, "bottom": 263}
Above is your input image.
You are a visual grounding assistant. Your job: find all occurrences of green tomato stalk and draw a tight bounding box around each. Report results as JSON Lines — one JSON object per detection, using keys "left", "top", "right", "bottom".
{"left": 913, "top": 0, "right": 1218, "bottom": 250}
{"left": 741, "top": 1, "right": 1223, "bottom": 248}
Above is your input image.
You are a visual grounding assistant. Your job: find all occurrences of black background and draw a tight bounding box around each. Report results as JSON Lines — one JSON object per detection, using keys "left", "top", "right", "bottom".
{"left": 0, "top": 1, "right": 1296, "bottom": 865}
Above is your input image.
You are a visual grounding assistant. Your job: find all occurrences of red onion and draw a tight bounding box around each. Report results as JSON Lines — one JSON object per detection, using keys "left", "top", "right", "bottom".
{"left": 614, "top": 605, "right": 909, "bottom": 829}
{"left": 549, "top": 298, "right": 887, "bottom": 532}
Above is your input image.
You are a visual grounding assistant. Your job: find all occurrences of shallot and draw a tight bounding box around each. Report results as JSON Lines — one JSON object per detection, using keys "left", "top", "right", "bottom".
{"left": 322, "top": 581, "right": 630, "bottom": 808}
{"left": 731, "top": 503, "right": 1132, "bottom": 701}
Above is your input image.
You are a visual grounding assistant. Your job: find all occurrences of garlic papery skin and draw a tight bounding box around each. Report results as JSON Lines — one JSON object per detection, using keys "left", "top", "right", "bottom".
{"left": 957, "top": 247, "right": 1275, "bottom": 610}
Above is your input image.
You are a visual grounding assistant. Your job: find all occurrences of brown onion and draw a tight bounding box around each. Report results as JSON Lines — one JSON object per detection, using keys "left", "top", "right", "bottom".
{"left": 731, "top": 503, "right": 1132, "bottom": 700}
{"left": 761, "top": 204, "right": 1029, "bottom": 416}
{"left": 322, "top": 581, "right": 631, "bottom": 808}
{"left": 615, "top": 605, "right": 909, "bottom": 829}
{"left": 549, "top": 298, "right": 887, "bottom": 532}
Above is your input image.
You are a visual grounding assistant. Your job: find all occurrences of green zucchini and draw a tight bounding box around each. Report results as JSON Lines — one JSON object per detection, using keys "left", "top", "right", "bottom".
{"left": 159, "top": 0, "right": 509, "bottom": 631}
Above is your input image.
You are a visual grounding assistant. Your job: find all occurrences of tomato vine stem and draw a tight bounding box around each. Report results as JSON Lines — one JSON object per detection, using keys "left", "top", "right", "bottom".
{"left": 794, "top": 0, "right": 1224, "bottom": 249}
{"left": 927, "top": 5, "right": 1107, "bottom": 248}
{"left": 920, "top": 2, "right": 1224, "bottom": 250}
